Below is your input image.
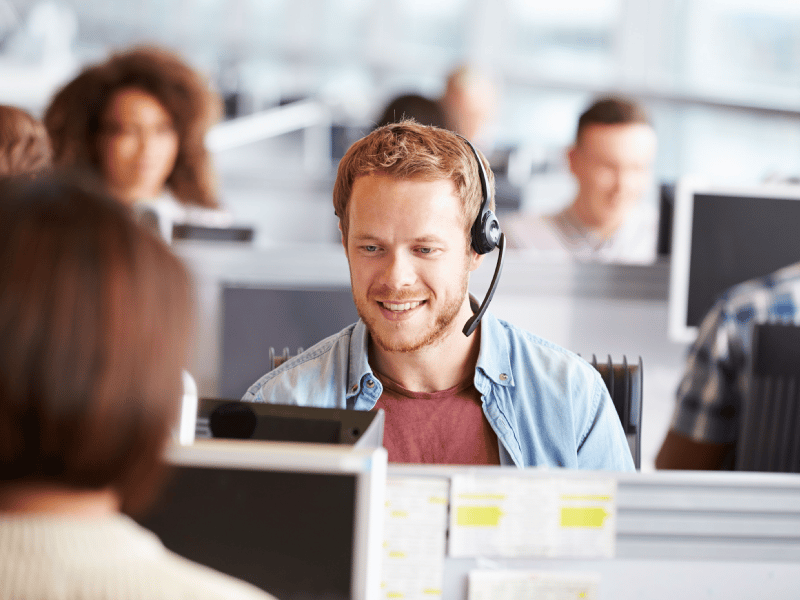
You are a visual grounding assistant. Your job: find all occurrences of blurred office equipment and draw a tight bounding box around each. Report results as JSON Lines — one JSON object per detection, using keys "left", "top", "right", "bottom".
{"left": 655, "top": 181, "right": 675, "bottom": 257}
{"left": 737, "top": 323, "right": 800, "bottom": 473}
{"left": 207, "top": 99, "right": 332, "bottom": 175}
{"left": 668, "top": 181, "right": 800, "bottom": 343}
{"left": 195, "top": 398, "right": 384, "bottom": 448}
{"left": 172, "top": 223, "right": 254, "bottom": 242}
{"left": 220, "top": 286, "right": 358, "bottom": 398}
{"left": 589, "top": 355, "right": 643, "bottom": 469}
{"left": 139, "top": 440, "right": 386, "bottom": 600}
{"left": 387, "top": 465, "right": 800, "bottom": 599}
{"left": 268, "top": 346, "right": 304, "bottom": 370}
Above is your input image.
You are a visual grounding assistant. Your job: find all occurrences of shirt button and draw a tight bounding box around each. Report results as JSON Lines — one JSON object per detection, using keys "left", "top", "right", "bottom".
{"left": 350, "top": 384, "right": 358, "bottom": 393}
{"left": 499, "top": 373, "right": 508, "bottom": 381}
{"left": 366, "top": 380, "right": 375, "bottom": 388}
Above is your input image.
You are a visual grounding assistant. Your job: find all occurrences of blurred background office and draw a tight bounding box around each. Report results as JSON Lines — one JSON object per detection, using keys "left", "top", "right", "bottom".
{"left": 2, "top": 0, "right": 799, "bottom": 470}
{"left": 2, "top": 0, "right": 799, "bottom": 239}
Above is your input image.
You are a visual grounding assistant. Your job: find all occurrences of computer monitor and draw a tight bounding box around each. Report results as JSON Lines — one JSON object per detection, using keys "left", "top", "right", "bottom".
{"left": 668, "top": 180, "right": 800, "bottom": 343}
{"left": 196, "top": 398, "right": 385, "bottom": 449}
{"left": 138, "top": 440, "right": 387, "bottom": 600}
{"left": 172, "top": 223, "right": 255, "bottom": 242}
{"left": 220, "top": 286, "right": 359, "bottom": 398}
{"left": 656, "top": 181, "right": 675, "bottom": 257}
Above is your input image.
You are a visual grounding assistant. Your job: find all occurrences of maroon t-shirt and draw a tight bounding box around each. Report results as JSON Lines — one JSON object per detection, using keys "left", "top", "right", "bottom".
{"left": 373, "top": 371, "right": 501, "bottom": 465}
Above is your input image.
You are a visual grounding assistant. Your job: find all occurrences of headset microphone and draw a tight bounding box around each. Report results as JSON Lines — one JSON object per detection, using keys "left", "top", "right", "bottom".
{"left": 458, "top": 135, "right": 506, "bottom": 338}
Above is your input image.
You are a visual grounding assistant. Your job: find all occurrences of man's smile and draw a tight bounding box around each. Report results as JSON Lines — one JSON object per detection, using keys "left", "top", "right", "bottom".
{"left": 379, "top": 300, "right": 424, "bottom": 312}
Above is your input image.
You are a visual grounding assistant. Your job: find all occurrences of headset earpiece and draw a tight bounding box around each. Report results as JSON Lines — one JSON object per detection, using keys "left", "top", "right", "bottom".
{"left": 459, "top": 136, "right": 501, "bottom": 255}
{"left": 472, "top": 208, "right": 501, "bottom": 255}
{"left": 457, "top": 134, "right": 506, "bottom": 337}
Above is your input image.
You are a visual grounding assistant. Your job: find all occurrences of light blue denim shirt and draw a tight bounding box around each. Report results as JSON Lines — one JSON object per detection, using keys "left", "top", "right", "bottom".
{"left": 243, "top": 311, "right": 634, "bottom": 471}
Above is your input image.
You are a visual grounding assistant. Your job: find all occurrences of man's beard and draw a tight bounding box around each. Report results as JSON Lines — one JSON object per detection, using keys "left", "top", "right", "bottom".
{"left": 353, "top": 272, "right": 469, "bottom": 354}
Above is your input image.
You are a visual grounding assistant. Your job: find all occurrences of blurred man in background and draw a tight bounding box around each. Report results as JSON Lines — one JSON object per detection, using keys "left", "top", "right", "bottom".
{"left": 505, "top": 97, "right": 658, "bottom": 264}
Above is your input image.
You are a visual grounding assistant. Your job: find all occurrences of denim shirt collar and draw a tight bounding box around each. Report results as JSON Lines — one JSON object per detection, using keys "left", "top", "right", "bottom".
{"left": 344, "top": 312, "right": 513, "bottom": 409}
{"left": 475, "top": 311, "right": 515, "bottom": 389}
{"left": 346, "top": 320, "right": 382, "bottom": 410}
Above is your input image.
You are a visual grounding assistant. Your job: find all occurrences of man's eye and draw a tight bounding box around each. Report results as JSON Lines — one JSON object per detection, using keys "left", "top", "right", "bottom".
{"left": 363, "top": 245, "right": 378, "bottom": 252}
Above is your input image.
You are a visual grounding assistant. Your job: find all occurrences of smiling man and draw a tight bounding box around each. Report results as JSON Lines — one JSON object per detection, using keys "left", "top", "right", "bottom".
{"left": 243, "top": 121, "right": 634, "bottom": 470}
{"left": 505, "top": 97, "right": 658, "bottom": 264}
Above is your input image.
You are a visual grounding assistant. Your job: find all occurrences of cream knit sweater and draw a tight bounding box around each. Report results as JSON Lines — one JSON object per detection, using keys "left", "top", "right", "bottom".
{"left": 0, "top": 513, "right": 277, "bottom": 599}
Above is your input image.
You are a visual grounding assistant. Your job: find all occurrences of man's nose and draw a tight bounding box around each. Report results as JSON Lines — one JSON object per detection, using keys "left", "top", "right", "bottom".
{"left": 380, "top": 251, "right": 417, "bottom": 288}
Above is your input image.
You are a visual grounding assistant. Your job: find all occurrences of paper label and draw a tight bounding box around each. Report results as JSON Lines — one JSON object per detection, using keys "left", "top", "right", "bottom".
{"left": 468, "top": 569, "right": 600, "bottom": 600}
{"left": 381, "top": 476, "right": 450, "bottom": 599}
{"left": 449, "top": 475, "right": 616, "bottom": 558}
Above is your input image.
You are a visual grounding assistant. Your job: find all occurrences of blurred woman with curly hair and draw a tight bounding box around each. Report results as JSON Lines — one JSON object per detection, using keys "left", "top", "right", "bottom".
{"left": 44, "top": 46, "right": 229, "bottom": 240}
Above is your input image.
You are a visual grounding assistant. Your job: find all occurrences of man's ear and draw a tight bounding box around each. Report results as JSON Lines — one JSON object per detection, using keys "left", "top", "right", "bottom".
{"left": 566, "top": 144, "right": 579, "bottom": 177}
{"left": 468, "top": 248, "right": 485, "bottom": 273}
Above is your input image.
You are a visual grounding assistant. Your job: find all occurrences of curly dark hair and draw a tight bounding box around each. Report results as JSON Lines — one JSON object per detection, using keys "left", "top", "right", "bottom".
{"left": 44, "top": 46, "right": 222, "bottom": 208}
{"left": 0, "top": 104, "right": 51, "bottom": 179}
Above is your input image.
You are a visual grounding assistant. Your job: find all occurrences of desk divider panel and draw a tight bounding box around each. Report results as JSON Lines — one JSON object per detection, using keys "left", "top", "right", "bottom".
{"left": 382, "top": 466, "right": 800, "bottom": 600}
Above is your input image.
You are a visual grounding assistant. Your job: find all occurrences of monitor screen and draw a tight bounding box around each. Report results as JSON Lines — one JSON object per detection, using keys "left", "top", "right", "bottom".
{"left": 668, "top": 181, "right": 800, "bottom": 342}
{"left": 137, "top": 440, "right": 387, "bottom": 600}
{"left": 220, "top": 286, "right": 359, "bottom": 398}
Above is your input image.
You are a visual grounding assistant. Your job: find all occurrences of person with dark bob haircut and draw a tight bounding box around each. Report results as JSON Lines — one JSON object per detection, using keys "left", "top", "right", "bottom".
{"left": 0, "top": 175, "right": 275, "bottom": 599}
{"left": 44, "top": 46, "right": 230, "bottom": 241}
{"left": 0, "top": 104, "right": 51, "bottom": 179}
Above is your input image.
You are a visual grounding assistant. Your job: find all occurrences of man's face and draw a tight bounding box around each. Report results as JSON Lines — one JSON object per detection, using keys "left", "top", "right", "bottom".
{"left": 343, "top": 174, "right": 481, "bottom": 354}
{"left": 568, "top": 123, "right": 657, "bottom": 233}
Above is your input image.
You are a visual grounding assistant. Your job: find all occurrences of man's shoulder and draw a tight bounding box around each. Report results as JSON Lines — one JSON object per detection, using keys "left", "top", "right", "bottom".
{"left": 242, "top": 322, "right": 360, "bottom": 404}
{"left": 721, "top": 262, "right": 800, "bottom": 318}
{"left": 485, "top": 314, "right": 598, "bottom": 381}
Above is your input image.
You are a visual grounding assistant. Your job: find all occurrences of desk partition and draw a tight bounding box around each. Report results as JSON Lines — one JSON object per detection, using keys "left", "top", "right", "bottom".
{"left": 383, "top": 466, "right": 800, "bottom": 600}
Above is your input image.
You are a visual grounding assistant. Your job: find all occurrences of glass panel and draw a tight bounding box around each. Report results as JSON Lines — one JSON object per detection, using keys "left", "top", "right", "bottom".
{"left": 678, "top": 106, "right": 800, "bottom": 185}
{"left": 382, "top": 0, "right": 469, "bottom": 63}
{"left": 505, "top": 0, "right": 623, "bottom": 82}
{"left": 682, "top": 0, "right": 800, "bottom": 106}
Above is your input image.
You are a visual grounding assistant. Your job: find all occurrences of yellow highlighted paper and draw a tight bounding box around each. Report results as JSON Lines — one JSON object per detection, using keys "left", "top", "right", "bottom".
{"left": 457, "top": 505, "right": 504, "bottom": 527}
{"left": 560, "top": 507, "right": 609, "bottom": 528}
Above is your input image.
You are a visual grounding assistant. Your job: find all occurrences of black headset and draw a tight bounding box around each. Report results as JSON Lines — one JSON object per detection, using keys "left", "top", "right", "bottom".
{"left": 458, "top": 135, "right": 506, "bottom": 337}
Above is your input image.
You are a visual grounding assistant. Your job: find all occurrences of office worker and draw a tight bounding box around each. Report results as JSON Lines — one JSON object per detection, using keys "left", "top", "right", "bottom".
{"left": 376, "top": 93, "right": 447, "bottom": 130}
{"left": 43, "top": 46, "right": 231, "bottom": 241}
{"left": 0, "top": 176, "right": 275, "bottom": 600}
{"left": 505, "top": 97, "right": 658, "bottom": 264}
{"left": 656, "top": 263, "right": 800, "bottom": 470}
{"left": 0, "top": 104, "right": 51, "bottom": 179}
{"left": 244, "top": 121, "right": 633, "bottom": 470}
{"left": 439, "top": 64, "right": 497, "bottom": 146}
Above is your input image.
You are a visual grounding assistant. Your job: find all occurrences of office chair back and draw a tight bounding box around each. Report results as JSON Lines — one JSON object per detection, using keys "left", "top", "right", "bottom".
{"left": 269, "top": 346, "right": 304, "bottom": 370}
{"left": 737, "top": 323, "right": 800, "bottom": 473}
{"left": 588, "top": 355, "right": 643, "bottom": 470}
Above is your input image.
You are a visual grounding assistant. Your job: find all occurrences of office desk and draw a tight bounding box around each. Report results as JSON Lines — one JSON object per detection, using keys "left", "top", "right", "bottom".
{"left": 385, "top": 466, "right": 800, "bottom": 600}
